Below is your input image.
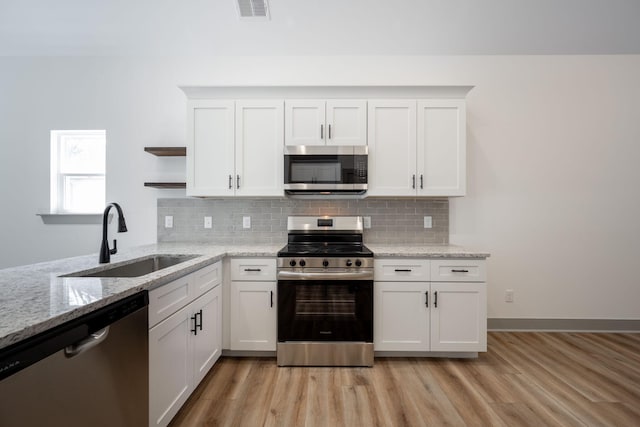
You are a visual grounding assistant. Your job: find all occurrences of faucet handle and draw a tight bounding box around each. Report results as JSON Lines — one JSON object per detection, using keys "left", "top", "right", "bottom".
{"left": 110, "top": 239, "right": 118, "bottom": 255}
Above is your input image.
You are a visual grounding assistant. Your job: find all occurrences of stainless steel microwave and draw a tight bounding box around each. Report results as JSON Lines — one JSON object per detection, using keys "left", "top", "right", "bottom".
{"left": 284, "top": 145, "right": 368, "bottom": 198}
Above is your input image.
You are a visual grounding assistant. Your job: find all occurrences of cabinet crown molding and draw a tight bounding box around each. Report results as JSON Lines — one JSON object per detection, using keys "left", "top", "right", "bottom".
{"left": 179, "top": 85, "right": 474, "bottom": 99}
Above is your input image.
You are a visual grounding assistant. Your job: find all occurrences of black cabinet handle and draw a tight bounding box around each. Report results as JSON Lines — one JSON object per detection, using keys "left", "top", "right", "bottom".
{"left": 328, "top": 124, "right": 332, "bottom": 139}
{"left": 434, "top": 291, "right": 438, "bottom": 308}
{"left": 425, "top": 291, "right": 429, "bottom": 307}
{"left": 191, "top": 314, "right": 198, "bottom": 335}
{"left": 198, "top": 309, "right": 203, "bottom": 331}
{"left": 420, "top": 174, "right": 424, "bottom": 189}
{"left": 244, "top": 268, "right": 262, "bottom": 272}
{"left": 451, "top": 269, "right": 469, "bottom": 273}
{"left": 320, "top": 124, "right": 324, "bottom": 139}
{"left": 394, "top": 269, "right": 412, "bottom": 272}
{"left": 237, "top": 174, "right": 240, "bottom": 189}
{"left": 228, "top": 175, "right": 232, "bottom": 189}
{"left": 412, "top": 174, "right": 416, "bottom": 189}
{"left": 270, "top": 291, "right": 274, "bottom": 308}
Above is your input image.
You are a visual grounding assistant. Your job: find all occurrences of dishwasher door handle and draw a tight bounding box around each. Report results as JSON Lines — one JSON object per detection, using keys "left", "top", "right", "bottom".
{"left": 64, "top": 327, "right": 110, "bottom": 358}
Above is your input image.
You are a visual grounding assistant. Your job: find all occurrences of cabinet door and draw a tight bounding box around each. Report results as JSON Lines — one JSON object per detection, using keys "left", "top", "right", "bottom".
{"left": 230, "top": 281, "right": 277, "bottom": 351}
{"left": 430, "top": 282, "right": 486, "bottom": 352}
{"left": 374, "top": 282, "right": 429, "bottom": 351}
{"left": 367, "top": 100, "right": 417, "bottom": 196}
{"left": 192, "top": 286, "right": 222, "bottom": 387}
{"left": 149, "top": 304, "right": 193, "bottom": 427}
{"left": 285, "top": 100, "right": 325, "bottom": 146}
{"left": 326, "top": 100, "right": 367, "bottom": 146}
{"left": 235, "top": 101, "right": 284, "bottom": 196}
{"left": 187, "top": 100, "right": 235, "bottom": 197}
{"left": 417, "top": 99, "right": 466, "bottom": 196}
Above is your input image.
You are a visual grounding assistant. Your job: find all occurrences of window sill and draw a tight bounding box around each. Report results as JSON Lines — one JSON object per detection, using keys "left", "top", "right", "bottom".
{"left": 37, "top": 213, "right": 111, "bottom": 225}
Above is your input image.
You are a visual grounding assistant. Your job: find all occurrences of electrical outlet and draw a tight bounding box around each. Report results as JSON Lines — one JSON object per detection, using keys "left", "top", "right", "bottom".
{"left": 423, "top": 216, "right": 433, "bottom": 228}
{"left": 243, "top": 216, "right": 251, "bottom": 229}
{"left": 505, "top": 289, "right": 514, "bottom": 303}
{"left": 164, "top": 215, "right": 173, "bottom": 228}
{"left": 204, "top": 216, "right": 212, "bottom": 229}
{"left": 363, "top": 216, "right": 371, "bottom": 229}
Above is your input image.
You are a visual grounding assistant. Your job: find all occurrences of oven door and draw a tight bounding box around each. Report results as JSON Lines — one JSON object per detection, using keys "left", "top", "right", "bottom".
{"left": 277, "top": 277, "right": 373, "bottom": 343}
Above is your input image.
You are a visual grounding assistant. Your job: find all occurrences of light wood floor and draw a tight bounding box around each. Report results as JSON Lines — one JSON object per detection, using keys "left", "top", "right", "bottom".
{"left": 169, "top": 332, "right": 640, "bottom": 426}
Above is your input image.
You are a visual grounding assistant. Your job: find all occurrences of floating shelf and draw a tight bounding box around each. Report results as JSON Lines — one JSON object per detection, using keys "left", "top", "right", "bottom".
{"left": 144, "top": 147, "right": 186, "bottom": 156}
{"left": 144, "top": 182, "right": 186, "bottom": 189}
{"left": 144, "top": 147, "right": 187, "bottom": 189}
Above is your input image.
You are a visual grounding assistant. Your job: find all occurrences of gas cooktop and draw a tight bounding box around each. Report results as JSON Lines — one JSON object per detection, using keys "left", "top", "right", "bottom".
{"left": 277, "top": 243, "right": 373, "bottom": 258}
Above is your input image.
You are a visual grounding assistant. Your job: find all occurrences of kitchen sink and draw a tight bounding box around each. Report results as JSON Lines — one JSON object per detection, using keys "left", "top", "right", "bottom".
{"left": 61, "top": 254, "right": 199, "bottom": 278}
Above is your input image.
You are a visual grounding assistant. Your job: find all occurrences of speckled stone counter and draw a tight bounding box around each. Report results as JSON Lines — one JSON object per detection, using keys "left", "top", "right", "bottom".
{"left": 0, "top": 243, "right": 281, "bottom": 351}
{"left": 367, "top": 244, "right": 490, "bottom": 259}
{"left": 0, "top": 242, "right": 488, "bottom": 351}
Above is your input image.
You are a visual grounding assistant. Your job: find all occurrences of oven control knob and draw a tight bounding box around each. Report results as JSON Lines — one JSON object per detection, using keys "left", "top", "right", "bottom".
{"left": 289, "top": 259, "right": 296, "bottom": 267}
{"left": 322, "top": 259, "right": 329, "bottom": 267}
{"left": 299, "top": 259, "right": 306, "bottom": 267}
{"left": 346, "top": 259, "right": 353, "bottom": 267}
{"left": 355, "top": 259, "right": 362, "bottom": 267}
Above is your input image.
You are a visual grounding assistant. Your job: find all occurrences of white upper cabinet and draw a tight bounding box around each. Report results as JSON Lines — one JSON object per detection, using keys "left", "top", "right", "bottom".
{"left": 417, "top": 100, "right": 466, "bottom": 196}
{"left": 367, "top": 100, "right": 417, "bottom": 196}
{"left": 369, "top": 99, "right": 467, "bottom": 197}
{"left": 186, "top": 99, "right": 284, "bottom": 197}
{"left": 285, "top": 99, "right": 367, "bottom": 146}
{"left": 187, "top": 100, "right": 235, "bottom": 197}
{"left": 182, "top": 87, "right": 471, "bottom": 198}
{"left": 235, "top": 100, "right": 284, "bottom": 196}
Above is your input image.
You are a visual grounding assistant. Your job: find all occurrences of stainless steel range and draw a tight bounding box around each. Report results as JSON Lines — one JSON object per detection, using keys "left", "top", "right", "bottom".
{"left": 277, "top": 216, "right": 374, "bottom": 367}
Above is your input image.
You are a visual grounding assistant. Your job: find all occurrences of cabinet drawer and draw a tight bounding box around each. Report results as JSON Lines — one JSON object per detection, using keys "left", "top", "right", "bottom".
{"left": 149, "top": 274, "right": 193, "bottom": 328}
{"left": 230, "top": 258, "right": 277, "bottom": 281}
{"left": 374, "top": 259, "right": 430, "bottom": 281}
{"left": 192, "top": 261, "right": 222, "bottom": 297}
{"left": 430, "top": 259, "right": 486, "bottom": 282}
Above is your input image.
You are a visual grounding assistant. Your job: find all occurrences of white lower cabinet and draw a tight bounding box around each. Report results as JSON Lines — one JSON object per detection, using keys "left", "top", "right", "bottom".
{"left": 374, "top": 258, "right": 487, "bottom": 353}
{"left": 374, "top": 281, "right": 430, "bottom": 351}
{"left": 192, "top": 286, "right": 222, "bottom": 385}
{"left": 230, "top": 281, "right": 277, "bottom": 351}
{"left": 229, "top": 258, "right": 277, "bottom": 351}
{"left": 429, "top": 282, "right": 486, "bottom": 352}
{"left": 148, "top": 262, "right": 222, "bottom": 427}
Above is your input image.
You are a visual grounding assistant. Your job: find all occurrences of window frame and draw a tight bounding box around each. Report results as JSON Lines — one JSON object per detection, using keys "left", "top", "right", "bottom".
{"left": 50, "top": 130, "right": 106, "bottom": 214}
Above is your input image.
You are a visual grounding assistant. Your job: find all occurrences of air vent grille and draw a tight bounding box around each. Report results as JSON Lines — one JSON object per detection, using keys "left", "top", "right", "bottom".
{"left": 237, "top": 0, "right": 270, "bottom": 19}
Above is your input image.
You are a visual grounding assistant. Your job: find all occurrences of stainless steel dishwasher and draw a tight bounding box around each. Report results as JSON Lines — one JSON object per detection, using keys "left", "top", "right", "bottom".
{"left": 0, "top": 291, "right": 148, "bottom": 427}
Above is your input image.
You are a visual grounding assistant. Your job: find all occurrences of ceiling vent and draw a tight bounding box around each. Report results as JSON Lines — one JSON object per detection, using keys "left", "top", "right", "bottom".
{"left": 236, "top": 0, "right": 270, "bottom": 20}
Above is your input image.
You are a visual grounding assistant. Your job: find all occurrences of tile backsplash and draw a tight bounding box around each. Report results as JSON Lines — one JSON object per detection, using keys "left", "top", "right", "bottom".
{"left": 157, "top": 198, "right": 448, "bottom": 245}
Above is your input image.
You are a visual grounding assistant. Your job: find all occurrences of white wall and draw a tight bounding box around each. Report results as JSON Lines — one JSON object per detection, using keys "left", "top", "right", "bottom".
{"left": 1, "top": 55, "right": 639, "bottom": 320}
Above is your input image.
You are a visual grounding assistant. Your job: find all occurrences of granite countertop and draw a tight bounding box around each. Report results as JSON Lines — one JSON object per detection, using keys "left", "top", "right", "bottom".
{"left": 0, "top": 243, "right": 281, "bottom": 351}
{"left": 368, "top": 244, "right": 490, "bottom": 259}
{"left": 0, "top": 242, "right": 488, "bottom": 352}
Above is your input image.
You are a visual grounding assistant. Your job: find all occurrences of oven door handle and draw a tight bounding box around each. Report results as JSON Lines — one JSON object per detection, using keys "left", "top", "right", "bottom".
{"left": 277, "top": 270, "right": 373, "bottom": 281}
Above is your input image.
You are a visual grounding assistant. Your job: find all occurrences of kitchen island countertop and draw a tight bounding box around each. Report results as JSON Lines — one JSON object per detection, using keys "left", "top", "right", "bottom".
{"left": 0, "top": 243, "right": 281, "bottom": 351}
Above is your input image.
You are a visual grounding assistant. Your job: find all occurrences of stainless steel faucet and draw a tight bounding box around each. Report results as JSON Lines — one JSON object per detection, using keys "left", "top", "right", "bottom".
{"left": 99, "top": 202, "right": 128, "bottom": 263}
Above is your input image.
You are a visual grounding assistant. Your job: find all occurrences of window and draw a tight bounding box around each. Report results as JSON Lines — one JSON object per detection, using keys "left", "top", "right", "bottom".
{"left": 50, "top": 130, "right": 106, "bottom": 214}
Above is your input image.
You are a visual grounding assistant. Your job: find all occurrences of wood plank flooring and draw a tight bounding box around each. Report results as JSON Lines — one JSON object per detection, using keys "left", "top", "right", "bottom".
{"left": 169, "top": 332, "right": 640, "bottom": 426}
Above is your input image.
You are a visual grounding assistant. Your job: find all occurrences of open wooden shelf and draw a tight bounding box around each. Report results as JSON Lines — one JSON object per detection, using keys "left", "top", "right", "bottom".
{"left": 144, "top": 182, "right": 186, "bottom": 189}
{"left": 144, "top": 147, "right": 186, "bottom": 156}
